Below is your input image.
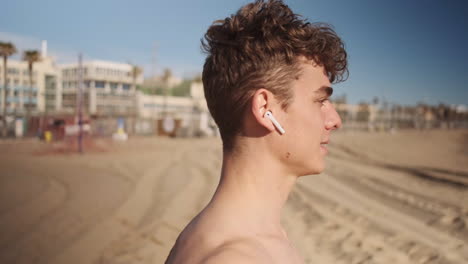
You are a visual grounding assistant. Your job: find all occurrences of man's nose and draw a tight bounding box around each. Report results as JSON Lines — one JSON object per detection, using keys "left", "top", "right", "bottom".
{"left": 325, "top": 104, "right": 342, "bottom": 130}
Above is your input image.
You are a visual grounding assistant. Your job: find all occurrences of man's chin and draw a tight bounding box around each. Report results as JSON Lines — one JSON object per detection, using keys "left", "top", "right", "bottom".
{"left": 297, "top": 163, "right": 325, "bottom": 177}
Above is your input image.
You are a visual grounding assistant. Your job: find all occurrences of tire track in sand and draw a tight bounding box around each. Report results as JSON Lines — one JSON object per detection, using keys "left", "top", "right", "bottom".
{"left": 49, "top": 146, "right": 189, "bottom": 264}
{"left": 285, "top": 182, "right": 416, "bottom": 264}
{"left": 0, "top": 176, "right": 68, "bottom": 263}
{"left": 97, "top": 147, "right": 218, "bottom": 264}
{"left": 300, "top": 174, "right": 468, "bottom": 263}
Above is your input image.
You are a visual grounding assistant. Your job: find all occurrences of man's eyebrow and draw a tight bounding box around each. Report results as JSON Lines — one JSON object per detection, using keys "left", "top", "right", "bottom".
{"left": 315, "top": 86, "right": 334, "bottom": 97}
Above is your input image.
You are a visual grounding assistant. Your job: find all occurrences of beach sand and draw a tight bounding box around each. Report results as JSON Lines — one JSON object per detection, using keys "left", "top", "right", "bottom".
{"left": 0, "top": 129, "right": 467, "bottom": 264}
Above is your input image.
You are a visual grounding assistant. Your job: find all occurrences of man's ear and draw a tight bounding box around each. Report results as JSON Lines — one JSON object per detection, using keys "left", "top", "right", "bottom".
{"left": 251, "top": 88, "right": 276, "bottom": 132}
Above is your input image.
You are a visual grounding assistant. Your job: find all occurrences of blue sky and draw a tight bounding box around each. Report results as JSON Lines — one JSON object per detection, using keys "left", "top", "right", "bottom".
{"left": 1, "top": 0, "right": 467, "bottom": 105}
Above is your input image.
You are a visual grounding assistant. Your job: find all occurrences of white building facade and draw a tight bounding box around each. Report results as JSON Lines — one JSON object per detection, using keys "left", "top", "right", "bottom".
{"left": 136, "top": 82, "right": 216, "bottom": 136}
{"left": 0, "top": 56, "right": 61, "bottom": 116}
{"left": 60, "top": 60, "right": 143, "bottom": 117}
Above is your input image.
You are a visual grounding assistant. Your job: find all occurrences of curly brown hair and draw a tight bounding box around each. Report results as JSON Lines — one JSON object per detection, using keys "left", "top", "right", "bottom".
{"left": 202, "top": 0, "right": 348, "bottom": 152}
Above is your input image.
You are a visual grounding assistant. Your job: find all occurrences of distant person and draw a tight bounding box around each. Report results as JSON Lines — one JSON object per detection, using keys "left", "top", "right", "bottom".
{"left": 165, "top": 0, "right": 347, "bottom": 263}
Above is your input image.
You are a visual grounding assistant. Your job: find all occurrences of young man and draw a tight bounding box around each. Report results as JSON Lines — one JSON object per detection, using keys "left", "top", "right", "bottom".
{"left": 165, "top": 0, "right": 347, "bottom": 263}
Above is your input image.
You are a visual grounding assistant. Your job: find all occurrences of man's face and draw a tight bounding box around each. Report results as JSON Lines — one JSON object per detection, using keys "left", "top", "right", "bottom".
{"left": 276, "top": 61, "right": 341, "bottom": 176}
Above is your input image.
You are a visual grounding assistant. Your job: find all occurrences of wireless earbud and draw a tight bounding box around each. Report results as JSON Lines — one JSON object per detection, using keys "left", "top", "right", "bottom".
{"left": 265, "top": 111, "right": 285, "bottom": 135}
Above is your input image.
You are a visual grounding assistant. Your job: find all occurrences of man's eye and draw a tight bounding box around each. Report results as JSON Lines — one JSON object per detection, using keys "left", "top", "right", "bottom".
{"left": 319, "top": 99, "right": 329, "bottom": 105}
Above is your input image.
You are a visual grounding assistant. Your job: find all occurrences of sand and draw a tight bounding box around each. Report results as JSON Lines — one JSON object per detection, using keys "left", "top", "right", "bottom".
{"left": 0, "top": 129, "right": 467, "bottom": 264}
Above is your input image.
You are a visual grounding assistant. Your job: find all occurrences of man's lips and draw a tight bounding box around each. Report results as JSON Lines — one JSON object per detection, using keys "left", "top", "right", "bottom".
{"left": 320, "top": 141, "right": 329, "bottom": 154}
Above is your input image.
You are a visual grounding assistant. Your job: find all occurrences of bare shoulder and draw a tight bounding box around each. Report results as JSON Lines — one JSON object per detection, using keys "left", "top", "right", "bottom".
{"left": 200, "top": 238, "right": 273, "bottom": 264}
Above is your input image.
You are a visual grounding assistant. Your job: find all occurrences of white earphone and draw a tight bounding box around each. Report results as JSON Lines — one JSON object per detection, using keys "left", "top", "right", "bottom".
{"left": 264, "top": 111, "right": 285, "bottom": 135}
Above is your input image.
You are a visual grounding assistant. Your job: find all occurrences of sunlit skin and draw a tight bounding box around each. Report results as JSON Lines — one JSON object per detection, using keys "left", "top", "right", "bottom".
{"left": 165, "top": 60, "right": 342, "bottom": 264}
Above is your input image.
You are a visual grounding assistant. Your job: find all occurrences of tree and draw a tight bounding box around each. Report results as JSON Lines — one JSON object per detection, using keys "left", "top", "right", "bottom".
{"left": 161, "top": 68, "right": 172, "bottom": 85}
{"left": 0, "top": 42, "right": 17, "bottom": 137}
{"left": 161, "top": 68, "right": 172, "bottom": 117}
{"left": 171, "top": 80, "right": 191, "bottom": 97}
{"left": 357, "top": 102, "right": 370, "bottom": 122}
{"left": 192, "top": 74, "right": 202, "bottom": 83}
{"left": 131, "top": 65, "right": 142, "bottom": 91}
{"left": 22, "top": 50, "right": 40, "bottom": 120}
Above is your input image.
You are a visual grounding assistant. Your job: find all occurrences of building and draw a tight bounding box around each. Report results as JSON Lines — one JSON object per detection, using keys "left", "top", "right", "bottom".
{"left": 0, "top": 39, "right": 219, "bottom": 137}
{"left": 136, "top": 81, "right": 216, "bottom": 136}
{"left": 0, "top": 45, "right": 61, "bottom": 117}
{"left": 60, "top": 60, "right": 143, "bottom": 117}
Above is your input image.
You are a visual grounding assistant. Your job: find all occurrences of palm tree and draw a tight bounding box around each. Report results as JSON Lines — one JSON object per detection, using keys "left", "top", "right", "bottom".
{"left": 0, "top": 42, "right": 17, "bottom": 137}
{"left": 22, "top": 50, "right": 40, "bottom": 122}
{"left": 131, "top": 65, "right": 142, "bottom": 92}
{"left": 161, "top": 68, "right": 172, "bottom": 117}
{"left": 161, "top": 68, "right": 172, "bottom": 88}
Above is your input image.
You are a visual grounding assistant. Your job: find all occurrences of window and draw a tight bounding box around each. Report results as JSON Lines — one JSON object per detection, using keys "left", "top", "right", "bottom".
{"left": 7, "top": 68, "right": 19, "bottom": 75}
{"left": 110, "top": 82, "right": 118, "bottom": 90}
{"left": 122, "top": 84, "right": 131, "bottom": 90}
{"left": 95, "top": 81, "right": 105, "bottom": 88}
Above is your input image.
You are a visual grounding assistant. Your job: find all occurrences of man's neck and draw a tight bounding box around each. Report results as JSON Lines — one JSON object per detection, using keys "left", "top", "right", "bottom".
{"left": 207, "top": 143, "right": 298, "bottom": 236}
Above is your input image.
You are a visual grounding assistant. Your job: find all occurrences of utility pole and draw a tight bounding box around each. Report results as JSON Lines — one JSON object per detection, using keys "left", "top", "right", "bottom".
{"left": 152, "top": 42, "right": 158, "bottom": 120}
{"left": 77, "top": 53, "right": 84, "bottom": 153}
{"left": 163, "top": 84, "right": 168, "bottom": 118}
{"left": 152, "top": 42, "right": 157, "bottom": 78}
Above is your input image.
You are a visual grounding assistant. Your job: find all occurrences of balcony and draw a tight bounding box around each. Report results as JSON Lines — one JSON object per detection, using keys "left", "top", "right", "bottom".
{"left": 6, "top": 97, "right": 20, "bottom": 103}
{"left": 0, "top": 85, "right": 38, "bottom": 91}
{"left": 5, "top": 97, "right": 37, "bottom": 104}
{"left": 24, "top": 97, "right": 38, "bottom": 104}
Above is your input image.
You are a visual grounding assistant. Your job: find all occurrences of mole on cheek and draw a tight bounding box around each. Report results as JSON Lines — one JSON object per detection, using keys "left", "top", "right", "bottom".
{"left": 286, "top": 152, "right": 291, "bottom": 159}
